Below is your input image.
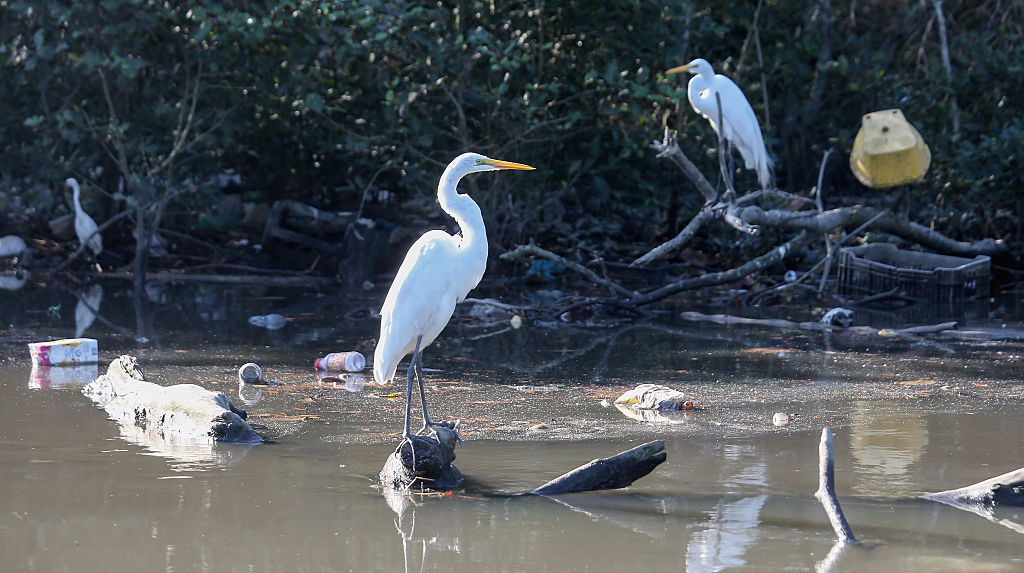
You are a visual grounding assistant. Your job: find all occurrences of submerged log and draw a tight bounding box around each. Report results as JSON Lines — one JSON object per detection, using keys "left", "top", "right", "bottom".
{"left": 83, "top": 354, "right": 262, "bottom": 443}
{"left": 380, "top": 429, "right": 666, "bottom": 495}
{"left": 379, "top": 423, "right": 464, "bottom": 491}
{"left": 923, "top": 467, "right": 1024, "bottom": 507}
{"left": 531, "top": 440, "right": 667, "bottom": 495}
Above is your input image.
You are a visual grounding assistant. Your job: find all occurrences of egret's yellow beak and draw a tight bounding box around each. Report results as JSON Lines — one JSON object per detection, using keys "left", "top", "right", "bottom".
{"left": 483, "top": 158, "right": 536, "bottom": 171}
{"left": 666, "top": 63, "right": 695, "bottom": 75}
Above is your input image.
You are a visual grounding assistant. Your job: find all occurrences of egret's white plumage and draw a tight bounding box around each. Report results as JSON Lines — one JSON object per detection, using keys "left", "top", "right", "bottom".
{"left": 668, "top": 58, "right": 772, "bottom": 189}
{"left": 373, "top": 153, "right": 535, "bottom": 438}
{"left": 65, "top": 177, "right": 103, "bottom": 256}
{"left": 0, "top": 235, "right": 28, "bottom": 259}
{"left": 75, "top": 284, "right": 104, "bottom": 338}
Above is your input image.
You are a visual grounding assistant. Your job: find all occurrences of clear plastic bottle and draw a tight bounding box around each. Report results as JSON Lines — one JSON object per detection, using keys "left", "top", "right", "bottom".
{"left": 315, "top": 351, "right": 366, "bottom": 372}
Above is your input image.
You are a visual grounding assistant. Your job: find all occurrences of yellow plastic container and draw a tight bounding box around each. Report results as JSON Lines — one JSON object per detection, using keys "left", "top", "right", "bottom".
{"left": 849, "top": 109, "right": 931, "bottom": 188}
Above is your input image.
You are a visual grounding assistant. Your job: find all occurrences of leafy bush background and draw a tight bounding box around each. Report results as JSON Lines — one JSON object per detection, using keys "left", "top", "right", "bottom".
{"left": 2, "top": 0, "right": 1021, "bottom": 263}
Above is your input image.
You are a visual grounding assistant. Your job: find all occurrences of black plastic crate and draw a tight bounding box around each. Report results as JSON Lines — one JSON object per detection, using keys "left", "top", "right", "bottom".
{"left": 837, "top": 243, "right": 989, "bottom": 312}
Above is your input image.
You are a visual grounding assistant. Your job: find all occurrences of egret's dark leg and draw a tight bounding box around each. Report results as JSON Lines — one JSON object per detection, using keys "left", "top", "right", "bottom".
{"left": 415, "top": 351, "right": 433, "bottom": 434}
{"left": 397, "top": 336, "right": 425, "bottom": 469}
{"left": 414, "top": 354, "right": 462, "bottom": 445}
{"left": 402, "top": 335, "right": 424, "bottom": 439}
{"left": 726, "top": 141, "right": 736, "bottom": 190}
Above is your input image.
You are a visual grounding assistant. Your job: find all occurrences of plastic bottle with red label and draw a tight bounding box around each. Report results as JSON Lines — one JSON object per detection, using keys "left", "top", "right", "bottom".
{"left": 314, "top": 351, "right": 366, "bottom": 372}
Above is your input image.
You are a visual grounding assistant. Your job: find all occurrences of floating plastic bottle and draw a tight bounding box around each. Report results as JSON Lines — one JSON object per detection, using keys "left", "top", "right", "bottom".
{"left": 315, "top": 351, "right": 366, "bottom": 372}
{"left": 247, "top": 313, "right": 287, "bottom": 329}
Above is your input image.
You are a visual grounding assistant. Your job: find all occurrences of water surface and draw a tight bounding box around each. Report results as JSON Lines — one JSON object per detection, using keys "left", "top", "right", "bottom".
{"left": 2, "top": 283, "right": 1023, "bottom": 572}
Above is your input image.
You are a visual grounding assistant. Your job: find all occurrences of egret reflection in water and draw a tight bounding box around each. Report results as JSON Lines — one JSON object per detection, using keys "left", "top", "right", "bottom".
{"left": 74, "top": 284, "right": 104, "bottom": 338}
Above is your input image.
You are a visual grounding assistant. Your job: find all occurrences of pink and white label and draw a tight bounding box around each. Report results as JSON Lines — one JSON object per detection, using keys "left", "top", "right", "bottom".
{"left": 28, "top": 338, "right": 98, "bottom": 366}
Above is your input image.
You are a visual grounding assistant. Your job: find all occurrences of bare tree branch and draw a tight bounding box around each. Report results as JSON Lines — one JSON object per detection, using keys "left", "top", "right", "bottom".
{"left": 737, "top": 188, "right": 814, "bottom": 206}
{"left": 631, "top": 208, "right": 715, "bottom": 267}
{"left": 626, "top": 231, "right": 814, "bottom": 306}
{"left": 815, "top": 148, "right": 834, "bottom": 293}
{"left": 499, "top": 243, "right": 633, "bottom": 298}
{"left": 737, "top": 204, "right": 1008, "bottom": 257}
{"left": 931, "top": 0, "right": 960, "bottom": 138}
{"left": 650, "top": 128, "right": 718, "bottom": 202}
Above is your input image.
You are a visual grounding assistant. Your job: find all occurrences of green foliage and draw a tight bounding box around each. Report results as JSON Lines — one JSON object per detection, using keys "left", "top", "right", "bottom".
{"left": 1, "top": 0, "right": 1021, "bottom": 259}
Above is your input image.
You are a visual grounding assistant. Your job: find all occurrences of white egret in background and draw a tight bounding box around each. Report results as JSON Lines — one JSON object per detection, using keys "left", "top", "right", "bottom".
{"left": 667, "top": 58, "right": 772, "bottom": 189}
{"left": 0, "top": 235, "right": 28, "bottom": 259}
{"left": 373, "top": 153, "right": 535, "bottom": 444}
{"left": 65, "top": 177, "right": 103, "bottom": 256}
{"left": 0, "top": 235, "right": 30, "bottom": 291}
{"left": 75, "top": 284, "right": 104, "bottom": 338}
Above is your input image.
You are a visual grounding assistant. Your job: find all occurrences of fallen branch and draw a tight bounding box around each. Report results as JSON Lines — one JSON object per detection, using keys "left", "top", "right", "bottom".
{"left": 923, "top": 467, "right": 1024, "bottom": 507}
{"left": 626, "top": 231, "right": 814, "bottom": 306}
{"left": 80, "top": 270, "right": 336, "bottom": 287}
{"left": 631, "top": 209, "right": 716, "bottom": 267}
{"left": 814, "top": 428, "right": 857, "bottom": 543}
{"left": 532, "top": 440, "right": 667, "bottom": 495}
{"left": 679, "top": 310, "right": 958, "bottom": 337}
{"left": 507, "top": 232, "right": 815, "bottom": 312}
{"left": 737, "top": 188, "right": 815, "bottom": 207}
{"left": 680, "top": 310, "right": 821, "bottom": 330}
{"left": 897, "top": 322, "right": 958, "bottom": 335}
{"left": 499, "top": 243, "right": 633, "bottom": 298}
{"left": 462, "top": 297, "right": 538, "bottom": 314}
{"left": 738, "top": 203, "right": 1008, "bottom": 259}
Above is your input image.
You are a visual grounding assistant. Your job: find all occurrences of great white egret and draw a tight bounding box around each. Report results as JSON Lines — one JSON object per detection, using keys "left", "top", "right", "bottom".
{"left": 373, "top": 153, "right": 535, "bottom": 443}
{"left": 667, "top": 58, "right": 772, "bottom": 189}
{"left": 65, "top": 177, "right": 103, "bottom": 256}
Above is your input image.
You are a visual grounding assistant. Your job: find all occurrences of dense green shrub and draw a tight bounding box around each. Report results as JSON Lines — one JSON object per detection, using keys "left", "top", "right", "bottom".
{"left": 1, "top": 1, "right": 1021, "bottom": 260}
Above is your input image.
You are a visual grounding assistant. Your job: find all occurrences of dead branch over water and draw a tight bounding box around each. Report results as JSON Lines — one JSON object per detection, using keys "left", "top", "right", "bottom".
{"left": 502, "top": 129, "right": 1009, "bottom": 313}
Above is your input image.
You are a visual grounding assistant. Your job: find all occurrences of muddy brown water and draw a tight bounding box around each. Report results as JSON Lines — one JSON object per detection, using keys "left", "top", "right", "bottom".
{"left": 2, "top": 284, "right": 1024, "bottom": 572}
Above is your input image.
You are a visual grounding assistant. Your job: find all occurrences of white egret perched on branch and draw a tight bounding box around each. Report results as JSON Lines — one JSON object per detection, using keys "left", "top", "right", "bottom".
{"left": 667, "top": 58, "right": 772, "bottom": 189}
{"left": 65, "top": 177, "right": 103, "bottom": 256}
{"left": 373, "top": 153, "right": 535, "bottom": 444}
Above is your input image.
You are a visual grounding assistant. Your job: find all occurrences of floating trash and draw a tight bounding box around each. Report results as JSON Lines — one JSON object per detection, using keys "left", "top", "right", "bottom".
{"left": 247, "top": 314, "right": 287, "bottom": 329}
{"left": 315, "top": 351, "right": 366, "bottom": 372}
{"left": 28, "top": 337, "right": 98, "bottom": 366}
{"left": 772, "top": 412, "right": 792, "bottom": 427}
{"left": 615, "top": 384, "right": 693, "bottom": 411}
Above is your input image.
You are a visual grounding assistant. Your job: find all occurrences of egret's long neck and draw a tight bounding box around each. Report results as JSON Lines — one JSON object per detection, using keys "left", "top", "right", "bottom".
{"left": 437, "top": 168, "right": 487, "bottom": 262}
{"left": 70, "top": 182, "right": 83, "bottom": 209}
